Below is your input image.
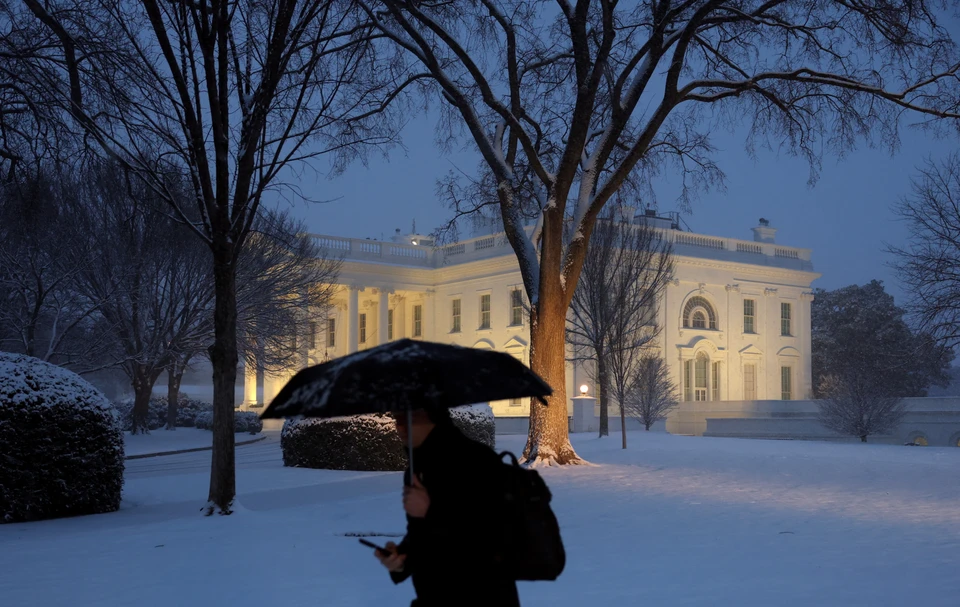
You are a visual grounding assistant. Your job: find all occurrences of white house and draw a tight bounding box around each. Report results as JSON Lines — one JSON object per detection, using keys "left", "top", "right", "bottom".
{"left": 241, "top": 211, "right": 820, "bottom": 419}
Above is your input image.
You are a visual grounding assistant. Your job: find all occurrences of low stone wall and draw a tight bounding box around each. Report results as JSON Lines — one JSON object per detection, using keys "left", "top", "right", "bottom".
{"left": 667, "top": 398, "right": 960, "bottom": 447}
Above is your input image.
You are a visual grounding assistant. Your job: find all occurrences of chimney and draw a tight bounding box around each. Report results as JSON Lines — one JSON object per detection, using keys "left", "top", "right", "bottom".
{"left": 645, "top": 207, "right": 657, "bottom": 217}
{"left": 751, "top": 218, "right": 777, "bottom": 243}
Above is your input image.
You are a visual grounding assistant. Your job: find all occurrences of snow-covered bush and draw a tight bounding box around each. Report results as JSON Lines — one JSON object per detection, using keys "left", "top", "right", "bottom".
{"left": 194, "top": 409, "right": 262, "bottom": 434}
{"left": 281, "top": 414, "right": 406, "bottom": 471}
{"left": 0, "top": 353, "right": 124, "bottom": 523}
{"left": 450, "top": 404, "right": 496, "bottom": 450}
{"left": 280, "top": 404, "right": 496, "bottom": 471}
{"left": 113, "top": 396, "right": 214, "bottom": 431}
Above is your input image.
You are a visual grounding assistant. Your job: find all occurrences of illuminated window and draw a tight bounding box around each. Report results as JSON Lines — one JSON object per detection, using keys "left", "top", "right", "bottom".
{"left": 510, "top": 289, "right": 524, "bottom": 326}
{"left": 479, "top": 294, "right": 491, "bottom": 329}
{"left": 387, "top": 309, "right": 394, "bottom": 340}
{"left": 744, "top": 299, "right": 756, "bottom": 333}
{"left": 781, "top": 366, "right": 792, "bottom": 400}
{"left": 359, "top": 314, "right": 367, "bottom": 343}
{"left": 683, "top": 296, "right": 717, "bottom": 330}
{"left": 451, "top": 299, "right": 461, "bottom": 333}
{"left": 326, "top": 318, "right": 336, "bottom": 348}
{"left": 413, "top": 305, "right": 423, "bottom": 337}
{"left": 694, "top": 353, "right": 709, "bottom": 401}
{"left": 781, "top": 303, "right": 792, "bottom": 336}
{"left": 308, "top": 321, "right": 317, "bottom": 350}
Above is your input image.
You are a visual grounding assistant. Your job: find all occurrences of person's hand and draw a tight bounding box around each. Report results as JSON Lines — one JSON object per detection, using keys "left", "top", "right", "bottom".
{"left": 375, "top": 541, "right": 406, "bottom": 573}
{"left": 403, "top": 475, "right": 430, "bottom": 518}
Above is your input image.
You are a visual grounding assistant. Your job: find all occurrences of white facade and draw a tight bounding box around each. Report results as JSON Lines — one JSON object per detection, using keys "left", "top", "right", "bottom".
{"left": 242, "top": 216, "right": 820, "bottom": 418}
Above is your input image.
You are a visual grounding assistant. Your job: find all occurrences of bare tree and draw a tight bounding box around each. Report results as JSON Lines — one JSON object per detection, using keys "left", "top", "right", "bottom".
{"left": 19, "top": 0, "right": 400, "bottom": 512}
{"left": 72, "top": 161, "right": 215, "bottom": 433}
{"left": 817, "top": 373, "right": 906, "bottom": 443}
{"left": 568, "top": 207, "right": 673, "bottom": 439}
{"left": 0, "top": 171, "right": 110, "bottom": 365}
{"left": 359, "top": 0, "right": 960, "bottom": 464}
{"left": 237, "top": 208, "right": 341, "bottom": 379}
{"left": 889, "top": 153, "right": 960, "bottom": 348}
{"left": 625, "top": 352, "right": 677, "bottom": 432}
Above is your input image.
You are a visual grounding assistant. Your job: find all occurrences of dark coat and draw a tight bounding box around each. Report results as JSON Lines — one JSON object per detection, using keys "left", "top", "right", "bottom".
{"left": 390, "top": 422, "right": 520, "bottom": 607}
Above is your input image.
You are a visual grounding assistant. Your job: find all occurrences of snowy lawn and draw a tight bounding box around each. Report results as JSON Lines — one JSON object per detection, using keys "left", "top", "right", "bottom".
{"left": 123, "top": 428, "right": 263, "bottom": 457}
{"left": 2, "top": 432, "right": 959, "bottom": 606}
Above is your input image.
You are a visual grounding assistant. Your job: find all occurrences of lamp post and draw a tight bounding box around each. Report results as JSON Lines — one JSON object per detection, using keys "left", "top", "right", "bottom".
{"left": 572, "top": 383, "right": 596, "bottom": 433}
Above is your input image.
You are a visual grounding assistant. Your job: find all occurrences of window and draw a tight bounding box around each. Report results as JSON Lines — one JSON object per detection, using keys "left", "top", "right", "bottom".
{"left": 694, "top": 353, "right": 709, "bottom": 401}
{"left": 510, "top": 289, "right": 524, "bottom": 326}
{"left": 712, "top": 361, "right": 721, "bottom": 401}
{"left": 359, "top": 314, "right": 367, "bottom": 343}
{"left": 387, "top": 309, "right": 394, "bottom": 340}
{"left": 683, "top": 360, "right": 693, "bottom": 401}
{"left": 781, "top": 366, "right": 792, "bottom": 400}
{"left": 912, "top": 435, "right": 929, "bottom": 446}
{"left": 509, "top": 397, "right": 522, "bottom": 407}
{"left": 781, "top": 302, "right": 792, "bottom": 336}
{"left": 413, "top": 305, "right": 423, "bottom": 337}
{"left": 743, "top": 299, "right": 756, "bottom": 333}
{"left": 683, "top": 296, "right": 717, "bottom": 330}
{"left": 479, "top": 294, "right": 491, "bottom": 329}
{"left": 308, "top": 321, "right": 317, "bottom": 350}
{"left": 326, "top": 318, "right": 336, "bottom": 348}
{"left": 743, "top": 364, "right": 756, "bottom": 400}
{"left": 451, "top": 299, "right": 461, "bottom": 333}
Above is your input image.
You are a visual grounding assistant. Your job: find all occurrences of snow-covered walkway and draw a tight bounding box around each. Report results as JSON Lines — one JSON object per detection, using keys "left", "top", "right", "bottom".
{"left": 1, "top": 432, "right": 958, "bottom": 606}
{"left": 123, "top": 428, "right": 264, "bottom": 458}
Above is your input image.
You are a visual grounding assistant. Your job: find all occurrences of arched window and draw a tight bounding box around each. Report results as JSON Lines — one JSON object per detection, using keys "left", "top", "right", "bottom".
{"left": 683, "top": 296, "right": 717, "bottom": 330}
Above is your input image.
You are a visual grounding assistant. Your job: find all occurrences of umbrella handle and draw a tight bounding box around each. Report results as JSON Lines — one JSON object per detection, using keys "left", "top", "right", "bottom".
{"left": 407, "top": 408, "right": 415, "bottom": 486}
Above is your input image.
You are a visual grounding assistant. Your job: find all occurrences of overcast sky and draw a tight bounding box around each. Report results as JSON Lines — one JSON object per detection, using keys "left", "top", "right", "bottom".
{"left": 280, "top": 110, "right": 957, "bottom": 305}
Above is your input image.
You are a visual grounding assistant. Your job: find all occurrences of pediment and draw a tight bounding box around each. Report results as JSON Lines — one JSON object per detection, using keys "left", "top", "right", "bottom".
{"left": 739, "top": 344, "right": 764, "bottom": 357}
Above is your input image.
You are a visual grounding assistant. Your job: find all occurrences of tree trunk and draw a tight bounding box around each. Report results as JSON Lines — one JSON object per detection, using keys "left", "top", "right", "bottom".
{"left": 620, "top": 397, "right": 627, "bottom": 449}
{"left": 860, "top": 435, "right": 868, "bottom": 443}
{"left": 523, "top": 296, "right": 582, "bottom": 465}
{"left": 645, "top": 421, "right": 651, "bottom": 431}
{"left": 207, "top": 247, "right": 238, "bottom": 514}
{"left": 130, "top": 365, "right": 157, "bottom": 435}
{"left": 165, "top": 359, "right": 184, "bottom": 430}
{"left": 597, "top": 354, "right": 609, "bottom": 437}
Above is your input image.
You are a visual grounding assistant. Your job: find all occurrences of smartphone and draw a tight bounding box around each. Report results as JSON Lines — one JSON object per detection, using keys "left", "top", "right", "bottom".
{"left": 358, "top": 538, "right": 389, "bottom": 554}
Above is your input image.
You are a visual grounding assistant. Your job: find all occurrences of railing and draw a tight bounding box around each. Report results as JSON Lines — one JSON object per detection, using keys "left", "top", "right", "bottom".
{"left": 314, "top": 236, "right": 351, "bottom": 251}
{"left": 389, "top": 245, "right": 427, "bottom": 259}
{"left": 775, "top": 247, "right": 800, "bottom": 259}
{"left": 474, "top": 236, "right": 496, "bottom": 250}
{"left": 358, "top": 241, "right": 381, "bottom": 255}
{"left": 737, "top": 242, "right": 763, "bottom": 254}
{"left": 674, "top": 233, "right": 725, "bottom": 250}
{"left": 444, "top": 243, "right": 466, "bottom": 256}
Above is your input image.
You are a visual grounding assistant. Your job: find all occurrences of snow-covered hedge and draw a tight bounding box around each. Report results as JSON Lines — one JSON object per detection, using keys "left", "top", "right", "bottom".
{"left": 112, "top": 396, "right": 213, "bottom": 431}
{"left": 0, "top": 353, "right": 124, "bottom": 523}
{"left": 194, "top": 410, "right": 263, "bottom": 434}
{"left": 280, "top": 404, "right": 496, "bottom": 471}
{"left": 450, "top": 404, "right": 496, "bottom": 450}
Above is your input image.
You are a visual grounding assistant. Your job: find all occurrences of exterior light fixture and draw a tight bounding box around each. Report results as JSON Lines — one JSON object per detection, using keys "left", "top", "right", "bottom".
{"left": 579, "top": 384, "right": 589, "bottom": 396}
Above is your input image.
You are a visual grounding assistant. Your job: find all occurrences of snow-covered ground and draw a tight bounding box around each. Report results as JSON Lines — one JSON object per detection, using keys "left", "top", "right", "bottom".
{"left": 123, "top": 428, "right": 264, "bottom": 457}
{"left": 2, "top": 432, "right": 958, "bottom": 606}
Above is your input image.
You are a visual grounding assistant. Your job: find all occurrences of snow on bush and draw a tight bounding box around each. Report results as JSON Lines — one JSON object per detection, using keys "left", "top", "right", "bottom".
{"left": 280, "top": 404, "right": 496, "bottom": 471}
{"left": 113, "top": 396, "right": 214, "bottom": 431}
{"left": 193, "top": 410, "right": 263, "bottom": 434}
{"left": 282, "top": 414, "right": 406, "bottom": 471}
{"left": 450, "top": 403, "right": 496, "bottom": 450}
{"left": 0, "top": 352, "right": 124, "bottom": 523}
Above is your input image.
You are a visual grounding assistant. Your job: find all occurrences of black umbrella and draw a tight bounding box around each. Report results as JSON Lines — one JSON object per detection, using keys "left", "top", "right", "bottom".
{"left": 260, "top": 338, "right": 552, "bottom": 479}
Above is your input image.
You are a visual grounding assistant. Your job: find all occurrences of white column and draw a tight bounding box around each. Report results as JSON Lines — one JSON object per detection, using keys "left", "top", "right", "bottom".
{"left": 423, "top": 289, "right": 435, "bottom": 340}
{"left": 378, "top": 288, "right": 391, "bottom": 345}
{"left": 348, "top": 286, "right": 359, "bottom": 354}
{"left": 801, "top": 292, "right": 815, "bottom": 399}
{"left": 243, "top": 361, "right": 258, "bottom": 408}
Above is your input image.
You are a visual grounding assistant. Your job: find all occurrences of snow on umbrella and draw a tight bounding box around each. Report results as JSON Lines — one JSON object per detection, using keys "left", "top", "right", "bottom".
{"left": 260, "top": 338, "right": 552, "bottom": 480}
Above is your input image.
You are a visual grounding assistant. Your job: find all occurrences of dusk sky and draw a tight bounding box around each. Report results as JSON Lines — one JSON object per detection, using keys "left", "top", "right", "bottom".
{"left": 283, "top": 111, "right": 957, "bottom": 305}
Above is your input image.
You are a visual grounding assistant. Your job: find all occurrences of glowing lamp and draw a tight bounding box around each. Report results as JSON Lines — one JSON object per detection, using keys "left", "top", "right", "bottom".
{"left": 579, "top": 384, "right": 589, "bottom": 396}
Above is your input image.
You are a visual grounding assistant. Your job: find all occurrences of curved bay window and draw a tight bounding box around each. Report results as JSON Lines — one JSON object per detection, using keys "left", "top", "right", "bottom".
{"left": 683, "top": 296, "right": 718, "bottom": 330}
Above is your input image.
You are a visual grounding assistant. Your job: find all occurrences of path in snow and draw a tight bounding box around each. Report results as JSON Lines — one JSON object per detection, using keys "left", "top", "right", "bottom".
{"left": 1, "top": 432, "right": 958, "bottom": 606}
{"left": 123, "top": 428, "right": 264, "bottom": 457}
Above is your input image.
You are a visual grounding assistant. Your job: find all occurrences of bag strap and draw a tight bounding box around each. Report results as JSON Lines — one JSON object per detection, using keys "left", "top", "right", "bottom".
{"left": 498, "top": 450, "right": 520, "bottom": 467}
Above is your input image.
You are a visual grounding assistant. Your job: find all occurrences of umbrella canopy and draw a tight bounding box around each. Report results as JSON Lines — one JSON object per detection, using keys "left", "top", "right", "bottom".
{"left": 260, "top": 338, "right": 552, "bottom": 420}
